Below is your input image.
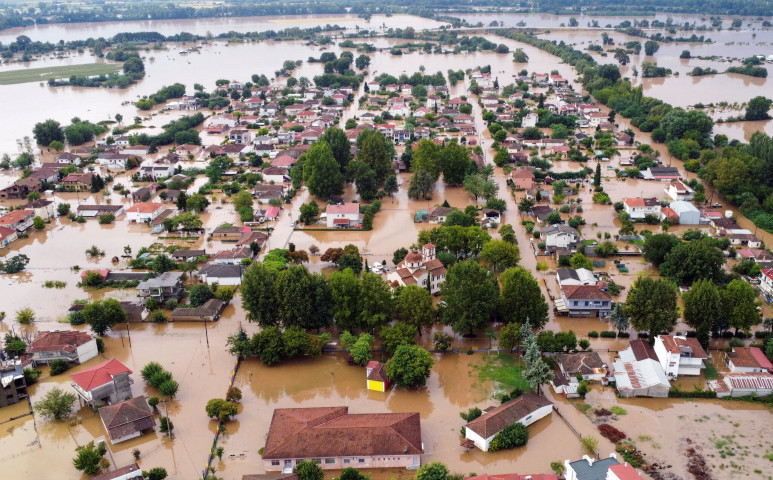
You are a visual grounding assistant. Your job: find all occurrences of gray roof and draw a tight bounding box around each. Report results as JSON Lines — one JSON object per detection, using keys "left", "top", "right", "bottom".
{"left": 199, "top": 263, "right": 245, "bottom": 278}
{"left": 669, "top": 200, "right": 699, "bottom": 214}
{"left": 568, "top": 457, "right": 619, "bottom": 480}
{"left": 541, "top": 224, "right": 579, "bottom": 236}
{"left": 136, "top": 272, "right": 183, "bottom": 289}
{"left": 557, "top": 268, "right": 580, "bottom": 282}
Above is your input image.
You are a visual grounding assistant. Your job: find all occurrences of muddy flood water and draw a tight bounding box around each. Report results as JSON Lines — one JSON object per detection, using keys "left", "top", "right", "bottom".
{"left": 2, "top": 12, "right": 773, "bottom": 480}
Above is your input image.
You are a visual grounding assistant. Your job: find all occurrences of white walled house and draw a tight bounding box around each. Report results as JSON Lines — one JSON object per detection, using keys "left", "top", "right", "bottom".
{"left": 125, "top": 202, "right": 165, "bottom": 223}
{"left": 653, "top": 335, "right": 707, "bottom": 379}
{"left": 28, "top": 331, "right": 99, "bottom": 366}
{"left": 760, "top": 269, "right": 773, "bottom": 298}
{"left": 665, "top": 180, "right": 694, "bottom": 201}
{"left": 724, "top": 347, "right": 773, "bottom": 373}
{"left": 386, "top": 244, "right": 447, "bottom": 295}
{"left": 198, "top": 263, "right": 246, "bottom": 286}
{"left": 522, "top": 113, "right": 538, "bottom": 128}
{"left": 326, "top": 203, "right": 361, "bottom": 228}
{"left": 464, "top": 393, "right": 553, "bottom": 452}
{"left": 541, "top": 224, "right": 580, "bottom": 253}
{"left": 622, "top": 197, "right": 661, "bottom": 220}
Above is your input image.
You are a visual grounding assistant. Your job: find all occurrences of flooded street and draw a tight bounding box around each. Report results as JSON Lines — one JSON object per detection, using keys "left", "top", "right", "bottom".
{"left": 2, "top": 11, "right": 773, "bottom": 480}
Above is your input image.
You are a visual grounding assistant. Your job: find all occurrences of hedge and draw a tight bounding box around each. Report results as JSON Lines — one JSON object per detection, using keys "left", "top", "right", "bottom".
{"left": 668, "top": 389, "right": 716, "bottom": 399}
{"left": 600, "top": 331, "right": 617, "bottom": 338}
{"left": 588, "top": 331, "right": 599, "bottom": 338}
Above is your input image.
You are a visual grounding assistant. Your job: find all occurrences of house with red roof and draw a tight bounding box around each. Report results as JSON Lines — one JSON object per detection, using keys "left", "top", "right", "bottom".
{"left": 0, "top": 209, "right": 34, "bottom": 233}
{"left": 126, "top": 202, "right": 165, "bottom": 222}
{"left": 365, "top": 360, "right": 389, "bottom": 392}
{"left": 70, "top": 358, "right": 132, "bottom": 408}
{"left": 262, "top": 406, "right": 422, "bottom": 471}
{"left": 325, "top": 203, "right": 361, "bottom": 228}
{"left": 99, "top": 396, "right": 155, "bottom": 444}
{"left": 88, "top": 463, "right": 144, "bottom": 480}
{"left": 725, "top": 346, "right": 773, "bottom": 373}
{"left": 0, "top": 225, "right": 18, "bottom": 248}
{"left": 386, "top": 244, "right": 447, "bottom": 294}
{"left": 28, "top": 330, "right": 98, "bottom": 366}
{"left": 653, "top": 335, "right": 707, "bottom": 379}
{"left": 463, "top": 393, "right": 553, "bottom": 452}
{"left": 622, "top": 197, "right": 661, "bottom": 220}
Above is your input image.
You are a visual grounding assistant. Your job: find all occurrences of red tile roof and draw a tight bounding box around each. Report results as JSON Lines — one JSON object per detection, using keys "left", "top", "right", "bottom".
{"left": 262, "top": 407, "right": 422, "bottom": 459}
{"left": 0, "top": 209, "right": 33, "bottom": 225}
{"left": 465, "top": 393, "right": 552, "bottom": 438}
{"left": 608, "top": 464, "right": 645, "bottom": 480}
{"left": 89, "top": 463, "right": 142, "bottom": 480}
{"left": 561, "top": 284, "right": 612, "bottom": 301}
{"left": 0, "top": 225, "right": 15, "bottom": 239}
{"left": 660, "top": 335, "right": 707, "bottom": 359}
{"left": 70, "top": 358, "right": 132, "bottom": 391}
{"left": 99, "top": 396, "right": 155, "bottom": 441}
{"left": 326, "top": 203, "right": 359, "bottom": 214}
{"left": 29, "top": 331, "right": 94, "bottom": 354}
{"left": 729, "top": 347, "right": 773, "bottom": 370}
{"left": 126, "top": 202, "right": 163, "bottom": 214}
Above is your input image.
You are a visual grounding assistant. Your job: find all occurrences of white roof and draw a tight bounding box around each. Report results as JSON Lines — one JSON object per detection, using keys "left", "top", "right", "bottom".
{"left": 669, "top": 201, "right": 699, "bottom": 214}
{"left": 613, "top": 359, "right": 670, "bottom": 392}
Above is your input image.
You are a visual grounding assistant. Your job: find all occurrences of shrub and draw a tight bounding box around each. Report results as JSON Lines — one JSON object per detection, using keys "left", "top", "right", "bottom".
{"left": 226, "top": 386, "right": 242, "bottom": 403}
{"left": 16, "top": 307, "right": 35, "bottom": 324}
{"left": 580, "top": 435, "right": 599, "bottom": 455}
{"left": 588, "top": 331, "right": 599, "bottom": 338}
{"left": 598, "top": 423, "right": 627, "bottom": 443}
{"left": 460, "top": 407, "right": 483, "bottom": 422}
{"left": 69, "top": 311, "right": 86, "bottom": 325}
{"left": 150, "top": 310, "right": 167, "bottom": 323}
{"left": 610, "top": 406, "right": 627, "bottom": 415}
{"left": 49, "top": 359, "right": 69, "bottom": 375}
{"left": 147, "top": 397, "right": 159, "bottom": 410}
{"left": 600, "top": 331, "right": 617, "bottom": 338}
{"left": 489, "top": 422, "right": 529, "bottom": 451}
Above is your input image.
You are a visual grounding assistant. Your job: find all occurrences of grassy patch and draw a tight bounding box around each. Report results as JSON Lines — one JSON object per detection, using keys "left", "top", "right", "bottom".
{"left": 0, "top": 62, "right": 122, "bottom": 85}
{"left": 704, "top": 363, "right": 719, "bottom": 380}
{"left": 610, "top": 405, "right": 627, "bottom": 415}
{"left": 472, "top": 353, "right": 531, "bottom": 394}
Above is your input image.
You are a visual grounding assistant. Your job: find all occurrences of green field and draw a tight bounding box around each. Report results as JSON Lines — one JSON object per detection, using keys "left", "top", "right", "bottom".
{"left": 0, "top": 63, "right": 122, "bottom": 85}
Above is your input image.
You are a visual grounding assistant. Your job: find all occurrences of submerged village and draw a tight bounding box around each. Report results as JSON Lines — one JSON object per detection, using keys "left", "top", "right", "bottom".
{"left": 2, "top": 4, "right": 773, "bottom": 480}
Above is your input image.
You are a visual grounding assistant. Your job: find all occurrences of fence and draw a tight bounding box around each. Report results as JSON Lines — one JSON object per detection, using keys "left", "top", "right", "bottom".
{"left": 201, "top": 357, "right": 241, "bottom": 480}
{"left": 547, "top": 387, "right": 600, "bottom": 458}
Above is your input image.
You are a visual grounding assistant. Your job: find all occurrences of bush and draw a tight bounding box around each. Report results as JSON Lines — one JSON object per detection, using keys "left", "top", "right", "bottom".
{"left": 668, "top": 388, "right": 716, "bottom": 398}
{"left": 49, "top": 359, "right": 69, "bottom": 375}
{"left": 598, "top": 423, "right": 627, "bottom": 443}
{"left": 69, "top": 311, "right": 86, "bottom": 325}
{"left": 600, "top": 331, "right": 617, "bottom": 338}
{"left": 489, "top": 422, "right": 529, "bottom": 451}
{"left": 226, "top": 386, "right": 242, "bottom": 403}
{"left": 588, "top": 331, "right": 599, "bottom": 338}
{"left": 150, "top": 310, "right": 167, "bottom": 323}
{"left": 147, "top": 397, "right": 159, "bottom": 409}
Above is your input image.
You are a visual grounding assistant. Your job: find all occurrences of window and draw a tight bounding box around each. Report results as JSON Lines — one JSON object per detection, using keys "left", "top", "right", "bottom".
{"left": 358, "top": 459, "right": 365, "bottom": 464}
{"left": 313, "top": 459, "right": 321, "bottom": 465}
{"left": 344, "top": 459, "right": 350, "bottom": 464}
{"left": 325, "top": 459, "right": 335, "bottom": 465}
{"left": 272, "top": 461, "right": 280, "bottom": 466}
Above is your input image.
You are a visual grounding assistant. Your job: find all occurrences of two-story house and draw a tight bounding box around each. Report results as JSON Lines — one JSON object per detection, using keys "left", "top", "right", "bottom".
{"left": 653, "top": 335, "right": 707, "bottom": 379}
{"left": 560, "top": 284, "right": 612, "bottom": 317}
{"left": 136, "top": 272, "right": 184, "bottom": 305}
{"left": 326, "top": 203, "right": 361, "bottom": 228}
{"left": 70, "top": 358, "right": 133, "bottom": 408}
{"left": 229, "top": 129, "right": 252, "bottom": 145}
{"left": 541, "top": 225, "right": 580, "bottom": 253}
{"left": 665, "top": 180, "right": 694, "bottom": 202}
{"left": 28, "top": 331, "right": 99, "bottom": 366}
{"left": 622, "top": 197, "right": 661, "bottom": 220}
{"left": 386, "top": 244, "right": 447, "bottom": 295}
{"left": 0, "top": 209, "right": 35, "bottom": 233}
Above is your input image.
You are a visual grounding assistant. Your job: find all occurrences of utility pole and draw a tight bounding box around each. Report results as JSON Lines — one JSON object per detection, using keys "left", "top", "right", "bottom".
{"left": 125, "top": 321, "right": 132, "bottom": 347}
{"left": 162, "top": 398, "right": 174, "bottom": 439}
{"left": 201, "top": 314, "right": 209, "bottom": 348}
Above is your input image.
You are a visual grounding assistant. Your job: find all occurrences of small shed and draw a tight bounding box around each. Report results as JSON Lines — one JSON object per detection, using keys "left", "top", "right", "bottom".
{"left": 365, "top": 360, "right": 389, "bottom": 392}
{"left": 670, "top": 201, "right": 700, "bottom": 225}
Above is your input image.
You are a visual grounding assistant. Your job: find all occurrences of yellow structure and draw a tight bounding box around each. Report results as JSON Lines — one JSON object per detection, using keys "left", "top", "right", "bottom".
{"left": 366, "top": 361, "right": 388, "bottom": 392}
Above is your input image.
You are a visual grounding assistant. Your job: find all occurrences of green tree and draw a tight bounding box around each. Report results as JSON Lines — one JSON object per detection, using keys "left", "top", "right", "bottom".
{"left": 73, "top": 441, "right": 105, "bottom": 475}
{"left": 610, "top": 302, "right": 629, "bottom": 333}
{"left": 440, "top": 260, "right": 499, "bottom": 335}
{"left": 16, "top": 306, "right": 34, "bottom": 324}
{"left": 57, "top": 203, "right": 71, "bottom": 216}
{"left": 357, "top": 129, "right": 392, "bottom": 182}
{"left": 348, "top": 332, "right": 375, "bottom": 366}
{"left": 415, "top": 462, "right": 449, "bottom": 480}
{"left": 3, "top": 333, "right": 27, "bottom": 357}
{"left": 232, "top": 190, "right": 253, "bottom": 211}
{"left": 320, "top": 127, "right": 352, "bottom": 173}
{"left": 644, "top": 40, "right": 660, "bottom": 56}
{"left": 33, "top": 119, "right": 64, "bottom": 146}
{"left": 241, "top": 263, "right": 278, "bottom": 327}
{"left": 722, "top": 279, "right": 760, "bottom": 335}
{"left": 145, "top": 468, "right": 168, "bottom": 480}
{"left": 304, "top": 142, "right": 344, "bottom": 198}
{"left": 570, "top": 253, "right": 593, "bottom": 270}
{"left": 498, "top": 322, "right": 520, "bottom": 352}
{"left": 577, "top": 380, "right": 590, "bottom": 399}
{"left": 205, "top": 398, "right": 238, "bottom": 421}
{"left": 33, "top": 216, "right": 45, "bottom": 230}
{"left": 331, "top": 268, "right": 362, "bottom": 332}
{"left": 385, "top": 344, "right": 434, "bottom": 388}
{"left": 659, "top": 237, "right": 725, "bottom": 285}
{"left": 682, "top": 279, "right": 720, "bottom": 349}
{"left": 188, "top": 284, "right": 214, "bottom": 307}
{"left": 489, "top": 422, "right": 529, "bottom": 451}
{"left": 380, "top": 322, "right": 417, "bottom": 355}
{"left": 480, "top": 240, "right": 521, "bottom": 272}
{"left": 521, "top": 319, "right": 553, "bottom": 390}
{"left": 35, "top": 387, "right": 76, "bottom": 421}
{"left": 499, "top": 224, "right": 517, "bottom": 244}
{"left": 412, "top": 139, "right": 443, "bottom": 181}
{"left": 441, "top": 141, "right": 471, "bottom": 185}
{"left": 359, "top": 272, "right": 394, "bottom": 332}
{"left": 275, "top": 265, "right": 314, "bottom": 329}
{"left": 186, "top": 193, "right": 209, "bottom": 212}
{"left": 395, "top": 284, "right": 435, "bottom": 335}
{"left": 252, "top": 326, "right": 285, "bottom": 366}
{"left": 745, "top": 96, "right": 772, "bottom": 121}
{"left": 624, "top": 277, "right": 679, "bottom": 336}
{"left": 383, "top": 174, "right": 399, "bottom": 198}
{"left": 83, "top": 298, "right": 127, "bottom": 336}
{"left": 295, "top": 460, "right": 324, "bottom": 480}
{"left": 499, "top": 267, "right": 549, "bottom": 329}
{"left": 299, "top": 201, "right": 319, "bottom": 224}
{"left": 642, "top": 233, "right": 681, "bottom": 267}
{"left": 408, "top": 169, "right": 434, "bottom": 200}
